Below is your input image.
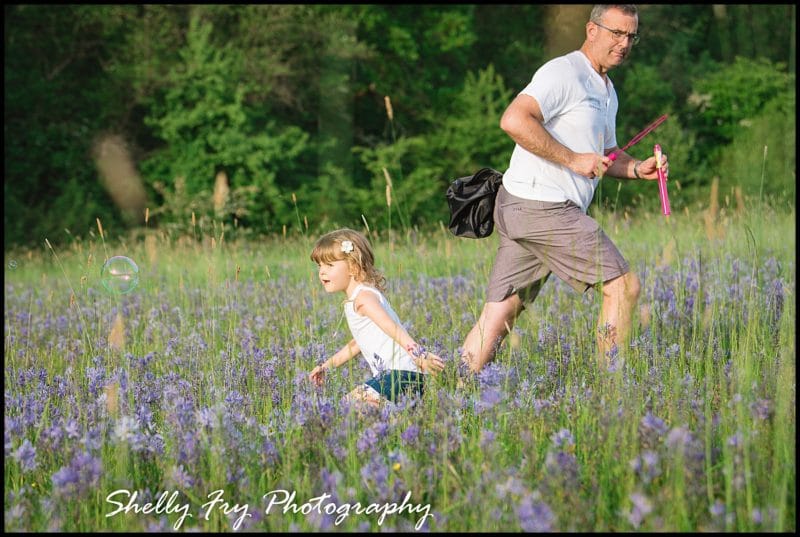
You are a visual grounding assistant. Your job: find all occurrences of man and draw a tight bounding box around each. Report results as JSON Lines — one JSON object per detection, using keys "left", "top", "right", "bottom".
{"left": 461, "top": 4, "right": 667, "bottom": 372}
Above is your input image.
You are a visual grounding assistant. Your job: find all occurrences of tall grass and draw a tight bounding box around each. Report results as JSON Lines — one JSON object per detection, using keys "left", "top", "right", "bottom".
{"left": 4, "top": 201, "right": 795, "bottom": 531}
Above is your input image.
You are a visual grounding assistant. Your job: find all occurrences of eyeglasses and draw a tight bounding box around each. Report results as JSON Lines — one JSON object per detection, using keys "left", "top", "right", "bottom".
{"left": 593, "top": 21, "right": 640, "bottom": 45}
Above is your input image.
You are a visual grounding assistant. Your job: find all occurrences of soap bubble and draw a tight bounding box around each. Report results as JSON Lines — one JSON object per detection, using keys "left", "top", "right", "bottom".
{"left": 101, "top": 256, "right": 139, "bottom": 295}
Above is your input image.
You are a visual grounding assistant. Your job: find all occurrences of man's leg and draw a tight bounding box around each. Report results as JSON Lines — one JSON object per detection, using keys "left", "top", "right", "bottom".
{"left": 597, "top": 271, "right": 641, "bottom": 363}
{"left": 461, "top": 294, "right": 525, "bottom": 373}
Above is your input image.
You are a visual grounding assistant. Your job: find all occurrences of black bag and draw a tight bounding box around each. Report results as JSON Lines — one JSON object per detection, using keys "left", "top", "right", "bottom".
{"left": 446, "top": 167, "right": 504, "bottom": 238}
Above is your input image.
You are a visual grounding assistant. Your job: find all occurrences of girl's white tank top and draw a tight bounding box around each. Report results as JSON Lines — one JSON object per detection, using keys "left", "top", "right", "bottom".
{"left": 344, "top": 284, "right": 420, "bottom": 376}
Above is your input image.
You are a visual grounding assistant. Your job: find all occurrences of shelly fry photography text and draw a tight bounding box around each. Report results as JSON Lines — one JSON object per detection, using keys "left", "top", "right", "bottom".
{"left": 105, "top": 489, "right": 434, "bottom": 531}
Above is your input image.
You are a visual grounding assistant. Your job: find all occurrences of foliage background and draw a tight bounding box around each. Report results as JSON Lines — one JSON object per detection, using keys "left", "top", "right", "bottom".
{"left": 4, "top": 4, "right": 796, "bottom": 247}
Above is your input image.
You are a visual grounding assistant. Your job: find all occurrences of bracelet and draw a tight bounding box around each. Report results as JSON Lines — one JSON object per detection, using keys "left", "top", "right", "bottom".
{"left": 633, "top": 161, "right": 643, "bottom": 179}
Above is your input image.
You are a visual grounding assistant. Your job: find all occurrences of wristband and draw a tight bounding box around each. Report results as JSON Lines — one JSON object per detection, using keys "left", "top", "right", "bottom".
{"left": 633, "top": 161, "right": 643, "bottom": 179}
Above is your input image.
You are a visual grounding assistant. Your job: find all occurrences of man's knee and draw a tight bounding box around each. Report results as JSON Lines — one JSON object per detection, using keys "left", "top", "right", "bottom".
{"left": 488, "top": 295, "right": 524, "bottom": 326}
{"left": 462, "top": 295, "right": 523, "bottom": 367}
{"left": 604, "top": 271, "right": 640, "bottom": 302}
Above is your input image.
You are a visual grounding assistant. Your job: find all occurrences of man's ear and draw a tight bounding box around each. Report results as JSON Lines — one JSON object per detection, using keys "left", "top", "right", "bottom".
{"left": 586, "top": 21, "right": 597, "bottom": 41}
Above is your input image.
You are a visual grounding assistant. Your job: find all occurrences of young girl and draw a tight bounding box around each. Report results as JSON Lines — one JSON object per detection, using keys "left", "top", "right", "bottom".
{"left": 309, "top": 229, "right": 444, "bottom": 407}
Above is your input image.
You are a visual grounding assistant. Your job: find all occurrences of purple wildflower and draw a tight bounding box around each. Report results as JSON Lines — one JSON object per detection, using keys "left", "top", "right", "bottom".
{"left": 168, "top": 464, "right": 195, "bottom": 489}
{"left": 630, "top": 450, "right": 661, "bottom": 484}
{"left": 64, "top": 418, "right": 80, "bottom": 439}
{"left": 664, "top": 343, "right": 681, "bottom": 359}
{"left": 320, "top": 467, "right": 342, "bottom": 493}
{"left": 476, "top": 387, "right": 503, "bottom": 412}
{"left": 360, "top": 456, "right": 390, "bottom": 499}
{"left": 532, "top": 399, "right": 551, "bottom": 416}
{"left": 51, "top": 451, "right": 102, "bottom": 499}
{"left": 765, "top": 276, "right": 784, "bottom": 324}
{"left": 544, "top": 450, "right": 579, "bottom": 482}
{"left": 480, "top": 429, "right": 496, "bottom": 450}
{"left": 147, "top": 433, "right": 165, "bottom": 455}
{"left": 626, "top": 492, "right": 653, "bottom": 529}
{"left": 709, "top": 499, "right": 726, "bottom": 517}
{"left": 113, "top": 415, "right": 140, "bottom": 443}
{"left": 516, "top": 492, "right": 555, "bottom": 532}
{"left": 12, "top": 439, "right": 37, "bottom": 472}
{"left": 176, "top": 430, "right": 200, "bottom": 466}
{"left": 401, "top": 424, "right": 420, "bottom": 444}
{"left": 727, "top": 431, "right": 744, "bottom": 448}
{"left": 51, "top": 466, "right": 79, "bottom": 495}
{"left": 324, "top": 429, "right": 348, "bottom": 461}
{"left": 751, "top": 508, "right": 762, "bottom": 525}
{"left": 5, "top": 503, "right": 26, "bottom": 526}
{"left": 550, "top": 428, "right": 575, "bottom": 448}
{"left": 665, "top": 426, "right": 694, "bottom": 450}
{"left": 750, "top": 398, "right": 772, "bottom": 421}
{"left": 639, "top": 412, "right": 668, "bottom": 448}
{"left": 196, "top": 405, "right": 219, "bottom": 430}
{"left": 262, "top": 437, "right": 279, "bottom": 466}
{"left": 4, "top": 430, "right": 12, "bottom": 458}
{"left": 80, "top": 426, "right": 103, "bottom": 452}
{"left": 495, "top": 475, "right": 528, "bottom": 500}
{"left": 357, "top": 422, "right": 388, "bottom": 454}
{"left": 476, "top": 362, "right": 504, "bottom": 387}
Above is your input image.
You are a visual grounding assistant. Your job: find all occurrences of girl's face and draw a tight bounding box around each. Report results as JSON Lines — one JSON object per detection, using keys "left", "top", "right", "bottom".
{"left": 317, "top": 259, "right": 355, "bottom": 294}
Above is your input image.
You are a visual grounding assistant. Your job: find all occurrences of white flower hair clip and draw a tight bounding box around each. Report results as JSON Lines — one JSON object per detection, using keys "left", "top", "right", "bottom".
{"left": 340, "top": 240, "right": 354, "bottom": 254}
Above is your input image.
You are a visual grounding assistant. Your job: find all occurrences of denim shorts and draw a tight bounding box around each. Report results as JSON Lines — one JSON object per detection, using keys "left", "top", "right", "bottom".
{"left": 364, "top": 370, "right": 425, "bottom": 402}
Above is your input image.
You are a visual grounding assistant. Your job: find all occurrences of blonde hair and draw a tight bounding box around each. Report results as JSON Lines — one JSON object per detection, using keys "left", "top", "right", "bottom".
{"left": 310, "top": 229, "right": 386, "bottom": 292}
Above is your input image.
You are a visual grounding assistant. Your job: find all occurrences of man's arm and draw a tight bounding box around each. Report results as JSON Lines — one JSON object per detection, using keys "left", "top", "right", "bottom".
{"left": 500, "top": 94, "right": 609, "bottom": 179}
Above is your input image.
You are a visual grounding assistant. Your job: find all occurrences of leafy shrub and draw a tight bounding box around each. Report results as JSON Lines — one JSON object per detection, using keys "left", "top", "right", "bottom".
{"left": 717, "top": 91, "right": 796, "bottom": 199}
{"left": 689, "top": 57, "right": 793, "bottom": 154}
{"left": 355, "top": 64, "right": 514, "bottom": 230}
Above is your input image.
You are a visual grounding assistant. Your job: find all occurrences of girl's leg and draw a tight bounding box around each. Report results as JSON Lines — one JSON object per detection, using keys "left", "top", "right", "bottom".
{"left": 344, "top": 385, "right": 383, "bottom": 409}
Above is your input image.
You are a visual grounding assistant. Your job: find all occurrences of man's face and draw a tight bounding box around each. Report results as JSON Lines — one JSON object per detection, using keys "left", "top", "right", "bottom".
{"left": 590, "top": 8, "right": 639, "bottom": 70}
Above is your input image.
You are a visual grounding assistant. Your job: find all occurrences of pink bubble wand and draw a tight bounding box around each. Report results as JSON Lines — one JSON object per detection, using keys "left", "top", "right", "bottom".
{"left": 654, "top": 144, "right": 671, "bottom": 216}
{"left": 607, "top": 114, "right": 668, "bottom": 162}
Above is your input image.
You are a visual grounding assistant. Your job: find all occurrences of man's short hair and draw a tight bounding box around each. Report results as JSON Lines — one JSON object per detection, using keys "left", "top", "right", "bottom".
{"left": 590, "top": 4, "right": 638, "bottom": 23}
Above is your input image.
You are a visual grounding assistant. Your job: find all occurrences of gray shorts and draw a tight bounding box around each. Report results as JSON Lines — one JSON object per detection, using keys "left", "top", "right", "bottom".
{"left": 486, "top": 186, "right": 630, "bottom": 304}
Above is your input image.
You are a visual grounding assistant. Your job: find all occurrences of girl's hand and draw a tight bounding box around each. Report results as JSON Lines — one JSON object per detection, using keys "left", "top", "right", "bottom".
{"left": 416, "top": 353, "right": 445, "bottom": 375}
{"left": 406, "top": 343, "right": 444, "bottom": 374}
{"left": 309, "top": 365, "right": 326, "bottom": 386}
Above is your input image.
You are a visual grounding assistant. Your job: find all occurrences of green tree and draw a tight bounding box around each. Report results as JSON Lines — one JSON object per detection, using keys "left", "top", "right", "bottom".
{"left": 717, "top": 89, "right": 796, "bottom": 200}
{"left": 140, "top": 11, "right": 308, "bottom": 232}
{"left": 689, "top": 56, "right": 794, "bottom": 153}
{"left": 4, "top": 5, "right": 132, "bottom": 245}
{"left": 355, "top": 65, "right": 513, "bottom": 229}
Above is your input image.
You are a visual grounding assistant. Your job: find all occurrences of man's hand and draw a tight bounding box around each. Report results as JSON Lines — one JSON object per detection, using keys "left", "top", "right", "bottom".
{"left": 635, "top": 153, "right": 669, "bottom": 180}
{"left": 572, "top": 152, "right": 611, "bottom": 179}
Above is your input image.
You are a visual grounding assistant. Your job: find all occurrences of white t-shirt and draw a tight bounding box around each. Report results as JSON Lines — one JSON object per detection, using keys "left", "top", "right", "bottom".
{"left": 344, "top": 284, "right": 420, "bottom": 376}
{"left": 502, "top": 50, "right": 618, "bottom": 213}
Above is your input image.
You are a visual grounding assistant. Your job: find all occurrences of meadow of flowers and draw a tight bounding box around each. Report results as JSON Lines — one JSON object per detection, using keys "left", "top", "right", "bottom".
{"left": 4, "top": 204, "right": 796, "bottom": 532}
